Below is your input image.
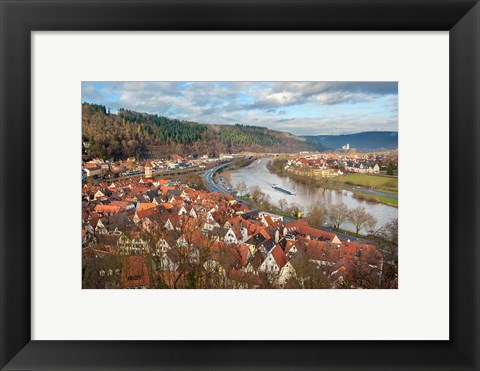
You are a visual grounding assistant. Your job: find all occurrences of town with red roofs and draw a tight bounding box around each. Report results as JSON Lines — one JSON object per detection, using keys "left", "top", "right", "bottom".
{"left": 82, "top": 157, "right": 395, "bottom": 289}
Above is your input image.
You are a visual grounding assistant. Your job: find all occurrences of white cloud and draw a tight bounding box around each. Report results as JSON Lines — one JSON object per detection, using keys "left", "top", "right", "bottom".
{"left": 81, "top": 81, "right": 398, "bottom": 135}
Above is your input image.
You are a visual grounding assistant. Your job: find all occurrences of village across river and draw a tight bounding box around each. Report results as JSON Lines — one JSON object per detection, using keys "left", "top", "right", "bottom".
{"left": 230, "top": 158, "right": 398, "bottom": 235}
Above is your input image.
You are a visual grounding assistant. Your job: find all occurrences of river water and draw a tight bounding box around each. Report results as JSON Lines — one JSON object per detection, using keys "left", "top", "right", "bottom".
{"left": 230, "top": 158, "right": 398, "bottom": 234}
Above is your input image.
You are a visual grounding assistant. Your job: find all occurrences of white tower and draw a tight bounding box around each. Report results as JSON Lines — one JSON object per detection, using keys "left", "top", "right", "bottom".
{"left": 145, "top": 160, "right": 152, "bottom": 178}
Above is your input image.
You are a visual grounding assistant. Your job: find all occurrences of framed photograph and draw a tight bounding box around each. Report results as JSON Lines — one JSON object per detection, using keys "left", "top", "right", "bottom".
{"left": 1, "top": 0, "right": 479, "bottom": 370}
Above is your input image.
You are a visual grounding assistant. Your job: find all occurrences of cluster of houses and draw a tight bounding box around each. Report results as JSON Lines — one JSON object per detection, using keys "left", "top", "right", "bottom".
{"left": 82, "top": 154, "right": 236, "bottom": 182}
{"left": 286, "top": 153, "right": 387, "bottom": 177}
{"left": 344, "top": 161, "right": 380, "bottom": 174}
{"left": 286, "top": 155, "right": 344, "bottom": 178}
{"left": 82, "top": 176, "right": 383, "bottom": 289}
{"left": 340, "top": 153, "right": 398, "bottom": 174}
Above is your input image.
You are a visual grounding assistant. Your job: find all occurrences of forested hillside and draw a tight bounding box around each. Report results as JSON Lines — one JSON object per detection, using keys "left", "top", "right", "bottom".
{"left": 82, "top": 103, "right": 322, "bottom": 160}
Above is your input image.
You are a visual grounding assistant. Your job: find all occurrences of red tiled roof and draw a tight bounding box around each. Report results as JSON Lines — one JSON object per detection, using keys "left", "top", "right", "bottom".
{"left": 160, "top": 186, "right": 176, "bottom": 195}
{"left": 259, "top": 228, "right": 271, "bottom": 240}
{"left": 284, "top": 221, "right": 338, "bottom": 242}
{"left": 94, "top": 204, "right": 121, "bottom": 215}
{"left": 138, "top": 203, "right": 158, "bottom": 211}
{"left": 237, "top": 245, "right": 250, "bottom": 266}
{"left": 227, "top": 269, "right": 263, "bottom": 286}
{"left": 124, "top": 256, "right": 149, "bottom": 288}
{"left": 157, "top": 179, "right": 171, "bottom": 186}
{"left": 302, "top": 239, "right": 382, "bottom": 266}
{"left": 135, "top": 207, "right": 158, "bottom": 220}
{"left": 109, "top": 200, "right": 131, "bottom": 210}
{"left": 271, "top": 245, "right": 287, "bottom": 269}
{"left": 284, "top": 240, "right": 297, "bottom": 253}
{"left": 264, "top": 215, "right": 275, "bottom": 227}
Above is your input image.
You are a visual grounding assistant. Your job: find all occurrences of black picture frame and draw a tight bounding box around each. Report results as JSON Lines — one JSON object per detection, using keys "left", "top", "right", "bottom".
{"left": 1, "top": 0, "right": 479, "bottom": 370}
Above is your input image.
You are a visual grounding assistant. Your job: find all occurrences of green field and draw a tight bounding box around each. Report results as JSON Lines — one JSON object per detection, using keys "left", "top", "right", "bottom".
{"left": 377, "top": 195, "right": 398, "bottom": 206}
{"left": 333, "top": 174, "right": 398, "bottom": 193}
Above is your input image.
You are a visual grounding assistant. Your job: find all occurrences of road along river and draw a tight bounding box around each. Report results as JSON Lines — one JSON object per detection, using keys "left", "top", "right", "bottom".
{"left": 230, "top": 158, "right": 398, "bottom": 234}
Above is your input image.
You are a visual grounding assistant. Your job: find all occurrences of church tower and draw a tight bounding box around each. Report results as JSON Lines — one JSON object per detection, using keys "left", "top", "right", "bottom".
{"left": 145, "top": 160, "right": 153, "bottom": 178}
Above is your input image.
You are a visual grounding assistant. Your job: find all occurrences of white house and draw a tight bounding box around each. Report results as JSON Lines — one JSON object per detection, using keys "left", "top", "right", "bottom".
{"left": 278, "top": 262, "right": 296, "bottom": 287}
{"left": 95, "top": 219, "right": 108, "bottom": 234}
{"left": 156, "top": 239, "right": 171, "bottom": 255}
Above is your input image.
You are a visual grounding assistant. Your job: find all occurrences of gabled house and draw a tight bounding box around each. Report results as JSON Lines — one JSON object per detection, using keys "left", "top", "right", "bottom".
{"left": 283, "top": 221, "right": 341, "bottom": 244}
{"left": 82, "top": 229, "right": 97, "bottom": 249}
{"left": 155, "top": 249, "right": 180, "bottom": 272}
{"left": 117, "top": 234, "right": 132, "bottom": 255}
{"left": 95, "top": 219, "right": 108, "bottom": 234}
{"left": 244, "top": 232, "right": 267, "bottom": 255}
{"left": 258, "top": 238, "right": 276, "bottom": 255}
{"left": 278, "top": 261, "right": 296, "bottom": 287}
{"left": 164, "top": 218, "right": 174, "bottom": 231}
{"left": 244, "top": 250, "right": 265, "bottom": 274}
{"left": 223, "top": 228, "right": 239, "bottom": 244}
{"left": 178, "top": 205, "right": 188, "bottom": 216}
{"left": 258, "top": 245, "right": 287, "bottom": 275}
{"left": 156, "top": 238, "right": 171, "bottom": 255}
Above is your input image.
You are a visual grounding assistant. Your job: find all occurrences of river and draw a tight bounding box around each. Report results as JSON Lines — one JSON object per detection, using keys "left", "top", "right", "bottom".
{"left": 230, "top": 158, "right": 398, "bottom": 234}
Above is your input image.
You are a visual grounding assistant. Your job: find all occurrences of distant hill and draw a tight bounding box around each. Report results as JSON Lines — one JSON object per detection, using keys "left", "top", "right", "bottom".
{"left": 304, "top": 131, "right": 398, "bottom": 151}
{"left": 82, "top": 103, "right": 324, "bottom": 160}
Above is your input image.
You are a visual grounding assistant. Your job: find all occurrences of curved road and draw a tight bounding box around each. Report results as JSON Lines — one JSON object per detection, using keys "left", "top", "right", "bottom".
{"left": 202, "top": 162, "right": 231, "bottom": 194}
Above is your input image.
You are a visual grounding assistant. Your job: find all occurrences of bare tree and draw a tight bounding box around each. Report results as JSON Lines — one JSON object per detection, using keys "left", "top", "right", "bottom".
{"left": 306, "top": 202, "right": 328, "bottom": 227}
{"left": 289, "top": 250, "right": 332, "bottom": 289}
{"left": 328, "top": 202, "right": 349, "bottom": 229}
{"left": 222, "top": 169, "right": 232, "bottom": 184}
{"left": 288, "top": 202, "right": 304, "bottom": 218}
{"left": 249, "top": 185, "right": 263, "bottom": 203}
{"left": 259, "top": 193, "right": 271, "bottom": 205}
{"left": 378, "top": 217, "right": 398, "bottom": 245}
{"left": 376, "top": 217, "right": 398, "bottom": 288}
{"left": 348, "top": 206, "right": 377, "bottom": 234}
{"left": 236, "top": 181, "right": 247, "bottom": 196}
{"left": 278, "top": 198, "right": 287, "bottom": 211}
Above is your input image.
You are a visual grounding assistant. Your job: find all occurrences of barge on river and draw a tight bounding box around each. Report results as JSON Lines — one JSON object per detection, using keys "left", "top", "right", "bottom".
{"left": 271, "top": 184, "right": 296, "bottom": 195}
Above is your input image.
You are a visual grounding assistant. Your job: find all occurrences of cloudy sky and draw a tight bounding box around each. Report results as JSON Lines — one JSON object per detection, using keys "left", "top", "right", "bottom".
{"left": 82, "top": 81, "right": 398, "bottom": 135}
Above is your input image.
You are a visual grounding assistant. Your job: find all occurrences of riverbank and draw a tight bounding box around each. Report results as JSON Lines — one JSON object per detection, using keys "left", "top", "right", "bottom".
{"left": 206, "top": 158, "right": 300, "bottom": 219}
{"left": 352, "top": 191, "right": 398, "bottom": 207}
{"left": 333, "top": 173, "right": 398, "bottom": 194}
{"left": 230, "top": 157, "right": 398, "bottom": 235}
{"left": 214, "top": 157, "right": 257, "bottom": 188}
{"left": 268, "top": 158, "right": 398, "bottom": 207}
{"left": 238, "top": 195, "right": 299, "bottom": 220}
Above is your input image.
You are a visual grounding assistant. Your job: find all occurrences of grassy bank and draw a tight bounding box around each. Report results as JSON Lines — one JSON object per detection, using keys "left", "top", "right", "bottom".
{"left": 267, "top": 158, "right": 339, "bottom": 188}
{"left": 331, "top": 174, "right": 398, "bottom": 194}
{"left": 353, "top": 191, "right": 398, "bottom": 207}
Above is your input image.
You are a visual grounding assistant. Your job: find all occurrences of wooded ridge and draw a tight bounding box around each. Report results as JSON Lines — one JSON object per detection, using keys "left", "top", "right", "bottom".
{"left": 82, "top": 103, "right": 324, "bottom": 160}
